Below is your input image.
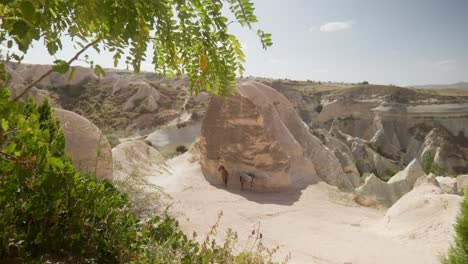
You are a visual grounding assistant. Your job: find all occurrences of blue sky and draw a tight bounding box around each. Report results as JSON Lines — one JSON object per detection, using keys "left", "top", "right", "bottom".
{"left": 22, "top": 0, "right": 468, "bottom": 86}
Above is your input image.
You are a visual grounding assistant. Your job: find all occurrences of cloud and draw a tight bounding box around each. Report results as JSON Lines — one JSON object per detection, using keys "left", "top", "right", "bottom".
{"left": 435, "top": 59, "right": 456, "bottom": 66}
{"left": 319, "top": 21, "right": 354, "bottom": 32}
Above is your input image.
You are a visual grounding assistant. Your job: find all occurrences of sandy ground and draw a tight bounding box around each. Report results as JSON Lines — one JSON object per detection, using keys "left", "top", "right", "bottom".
{"left": 147, "top": 153, "right": 451, "bottom": 264}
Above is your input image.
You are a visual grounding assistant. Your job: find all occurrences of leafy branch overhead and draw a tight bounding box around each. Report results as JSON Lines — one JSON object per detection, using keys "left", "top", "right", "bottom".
{"left": 0, "top": 0, "right": 272, "bottom": 96}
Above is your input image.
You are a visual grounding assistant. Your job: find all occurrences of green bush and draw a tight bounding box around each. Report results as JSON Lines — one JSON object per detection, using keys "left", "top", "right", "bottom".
{"left": 422, "top": 152, "right": 445, "bottom": 175}
{"left": 176, "top": 145, "right": 188, "bottom": 154}
{"left": 377, "top": 167, "right": 398, "bottom": 182}
{"left": 0, "top": 88, "right": 283, "bottom": 263}
{"left": 442, "top": 186, "right": 468, "bottom": 263}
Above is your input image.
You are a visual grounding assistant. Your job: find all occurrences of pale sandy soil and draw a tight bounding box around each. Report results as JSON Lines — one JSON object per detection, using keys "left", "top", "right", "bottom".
{"left": 147, "top": 153, "right": 452, "bottom": 264}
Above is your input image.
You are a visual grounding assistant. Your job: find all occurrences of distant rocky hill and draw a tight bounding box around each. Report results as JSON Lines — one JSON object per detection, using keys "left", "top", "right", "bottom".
{"left": 411, "top": 82, "right": 468, "bottom": 89}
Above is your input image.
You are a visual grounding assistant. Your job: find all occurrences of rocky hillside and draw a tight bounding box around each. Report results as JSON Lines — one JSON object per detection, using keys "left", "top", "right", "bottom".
{"left": 7, "top": 63, "right": 468, "bottom": 178}
{"left": 6, "top": 63, "right": 209, "bottom": 144}
{"left": 261, "top": 79, "right": 468, "bottom": 178}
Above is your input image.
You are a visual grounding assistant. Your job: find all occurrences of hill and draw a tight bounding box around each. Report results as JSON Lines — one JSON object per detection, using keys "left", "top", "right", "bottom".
{"left": 410, "top": 82, "right": 468, "bottom": 90}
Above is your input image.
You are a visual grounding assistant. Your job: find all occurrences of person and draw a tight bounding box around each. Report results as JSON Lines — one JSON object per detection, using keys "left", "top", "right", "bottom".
{"left": 218, "top": 164, "right": 229, "bottom": 188}
{"left": 239, "top": 171, "right": 256, "bottom": 191}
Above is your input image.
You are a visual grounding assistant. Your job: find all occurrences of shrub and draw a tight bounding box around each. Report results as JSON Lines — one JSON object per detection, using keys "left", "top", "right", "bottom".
{"left": 176, "top": 145, "right": 188, "bottom": 154}
{"left": 422, "top": 151, "right": 445, "bottom": 175}
{"left": 442, "top": 186, "right": 468, "bottom": 263}
{"left": 378, "top": 167, "right": 398, "bottom": 182}
{"left": 0, "top": 88, "right": 284, "bottom": 263}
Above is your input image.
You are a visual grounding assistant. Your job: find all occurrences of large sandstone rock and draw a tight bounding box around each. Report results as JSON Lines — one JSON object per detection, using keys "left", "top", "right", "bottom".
{"left": 355, "top": 159, "right": 426, "bottom": 207}
{"left": 436, "top": 176, "right": 458, "bottom": 194}
{"left": 380, "top": 179, "right": 462, "bottom": 245}
{"left": 198, "top": 81, "right": 360, "bottom": 191}
{"left": 112, "top": 141, "right": 167, "bottom": 181}
{"left": 54, "top": 108, "right": 113, "bottom": 179}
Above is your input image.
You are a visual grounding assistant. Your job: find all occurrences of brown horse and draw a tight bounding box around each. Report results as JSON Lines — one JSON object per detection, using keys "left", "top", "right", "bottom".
{"left": 218, "top": 165, "right": 229, "bottom": 188}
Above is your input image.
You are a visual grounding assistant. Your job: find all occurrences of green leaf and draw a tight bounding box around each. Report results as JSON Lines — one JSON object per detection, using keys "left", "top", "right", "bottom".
{"left": 1, "top": 119, "right": 8, "bottom": 131}
{"left": 48, "top": 157, "right": 64, "bottom": 169}
{"left": 94, "top": 64, "right": 106, "bottom": 77}
{"left": 52, "top": 60, "right": 69, "bottom": 74}
{"left": 20, "top": 1, "right": 36, "bottom": 21}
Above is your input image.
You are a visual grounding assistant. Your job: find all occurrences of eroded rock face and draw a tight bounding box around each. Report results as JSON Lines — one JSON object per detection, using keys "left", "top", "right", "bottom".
{"left": 313, "top": 124, "right": 400, "bottom": 179}
{"left": 198, "top": 81, "right": 360, "bottom": 191}
{"left": 418, "top": 126, "right": 468, "bottom": 175}
{"left": 355, "top": 159, "right": 426, "bottom": 207}
{"left": 5, "top": 63, "right": 204, "bottom": 134}
{"left": 279, "top": 84, "right": 468, "bottom": 176}
{"left": 54, "top": 108, "right": 113, "bottom": 179}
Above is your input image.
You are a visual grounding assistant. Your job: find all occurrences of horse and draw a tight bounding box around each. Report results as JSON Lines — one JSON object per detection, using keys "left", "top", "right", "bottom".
{"left": 217, "top": 165, "right": 229, "bottom": 188}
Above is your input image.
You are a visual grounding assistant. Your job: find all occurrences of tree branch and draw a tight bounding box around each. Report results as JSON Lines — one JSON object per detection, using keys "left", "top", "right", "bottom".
{"left": 236, "top": 0, "right": 251, "bottom": 28}
{"left": 13, "top": 38, "right": 102, "bottom": 101}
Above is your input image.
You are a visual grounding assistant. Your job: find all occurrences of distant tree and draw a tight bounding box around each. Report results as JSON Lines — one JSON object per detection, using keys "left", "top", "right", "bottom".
{"left": 361, "top": 81, "right": 369, "bottom": 85}
{"left": 0, "top": 0, "right": 272, "bottom": 99}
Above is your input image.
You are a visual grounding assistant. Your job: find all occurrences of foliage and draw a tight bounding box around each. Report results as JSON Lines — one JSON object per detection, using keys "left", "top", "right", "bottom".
{"left": 422, "top": 151, "right": 445, "bottom": 175}
{"left": 176, "top": 145, "right": 188, "bottom": 154}
{"left": 361, "top": 81, "right": 369, "bottom": 85}
{"left": 377, "top": 167, "right": 398, "bottom": 182}
{"left": 442, "top": 186, "right": 468, "bottom": 263}
{"left": 0, "top": 0, "right": 272, "bottom": 96}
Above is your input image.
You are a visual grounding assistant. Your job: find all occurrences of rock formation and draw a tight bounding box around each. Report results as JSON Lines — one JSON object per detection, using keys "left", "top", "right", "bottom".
{"left": 5, "top": 63, "right": 208, "bottom": 135}
{"left": 198, "top": 81, "right": 361, "bottom": 191}
{"left": 313, "top": 123, "right": 400, "bottom": 179}
{"left": 270, "top": 83, "right": 468, "bottom": 177}
{"left": 355, "top": 159, "right": 426, "bottom": 207}
{"left": 436, "top": 176, "right": 458, "bottom": 194}
{"left": 380, "top": 177, "right": 462, "bottom": 245}
{"left": 112, "top": 140, "right": 167, "bottom": 181}
{"left": 54, "top": 108, "right": 113, "bottom": 179}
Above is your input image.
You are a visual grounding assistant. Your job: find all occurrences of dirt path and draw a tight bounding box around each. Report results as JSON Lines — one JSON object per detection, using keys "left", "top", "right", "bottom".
{"left": 148, "top": 153, "right": 449, "bottom": 264}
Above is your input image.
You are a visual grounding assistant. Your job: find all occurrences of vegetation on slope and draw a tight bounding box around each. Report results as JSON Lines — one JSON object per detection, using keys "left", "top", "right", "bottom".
{"left": 0, "top": 87, "right": 283, "bottom": 263}
{"left": 443, "top": 187, "right": 468, "bottom": 263}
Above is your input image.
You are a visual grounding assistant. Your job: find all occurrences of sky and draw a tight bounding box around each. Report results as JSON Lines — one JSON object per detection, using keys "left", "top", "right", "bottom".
{"left": 20, "top": 0, "right": 468, "bottom": 86}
